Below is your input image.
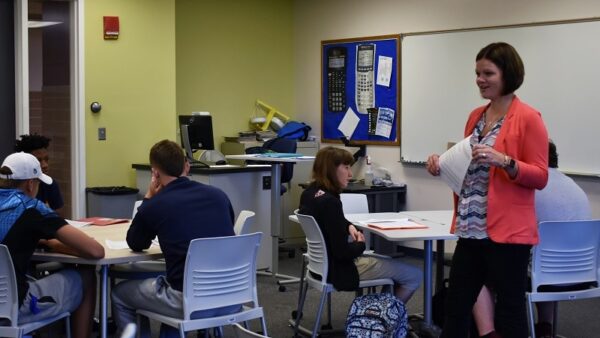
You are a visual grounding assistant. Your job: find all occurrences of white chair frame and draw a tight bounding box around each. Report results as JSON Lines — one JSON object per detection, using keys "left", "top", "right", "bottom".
{"left": 527, "top": 220, "right": 600, "bottom": 338}
{"left": 136, "top": 232, "right": 267, "bottom": 338}
{"left": 234, "top": 210, "right": 256, "bottom": 235}
{"left": 291, "top": 211, "right": 393, "bottom": 338}
{"left": 0, "top": 245, "right": 71, "bottom": 338}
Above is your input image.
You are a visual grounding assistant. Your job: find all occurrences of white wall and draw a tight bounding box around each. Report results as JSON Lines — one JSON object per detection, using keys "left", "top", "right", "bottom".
{"left": 293, "top": 0, "right": 600, "bottom": 218}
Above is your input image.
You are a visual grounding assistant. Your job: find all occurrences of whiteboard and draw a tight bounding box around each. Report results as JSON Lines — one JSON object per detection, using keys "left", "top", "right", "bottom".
{"left": 401, "top": 19, "right": 600, "bottom": 175}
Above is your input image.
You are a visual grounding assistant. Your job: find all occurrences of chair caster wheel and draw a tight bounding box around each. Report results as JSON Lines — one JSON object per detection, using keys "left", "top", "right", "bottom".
{"left": 279, "top": 285, "right": 286, "bottom": 292}
{"left": 321, "top": 323, "right": 332, "bottom": 330}
{"left": 291, "top": 310, "right": 303, "bottom": 320}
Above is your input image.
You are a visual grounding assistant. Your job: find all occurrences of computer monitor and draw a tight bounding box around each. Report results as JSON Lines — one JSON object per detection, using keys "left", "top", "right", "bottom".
{"left": 179, "top": 115, "right": 214, "bottom": 161}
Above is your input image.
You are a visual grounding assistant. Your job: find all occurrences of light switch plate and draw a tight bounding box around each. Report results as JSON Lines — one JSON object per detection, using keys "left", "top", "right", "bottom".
{"left": 98, "top": 127, "right": 106, "bottom": 140}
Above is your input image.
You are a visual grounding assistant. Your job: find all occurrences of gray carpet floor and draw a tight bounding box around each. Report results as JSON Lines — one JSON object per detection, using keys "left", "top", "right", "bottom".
{"left": 107, "top": 247, "right": 600, "bottom": 337}
{"left": 33, "top": 247, "right": 600, "bottom": 337}
{"left": 249, "top": 247, "right": 600, "bottom": 338}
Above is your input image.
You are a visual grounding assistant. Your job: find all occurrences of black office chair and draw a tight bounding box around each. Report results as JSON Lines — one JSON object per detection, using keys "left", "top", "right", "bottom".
{"left": 246, "top": 138, "right": 297, "bottom": 258}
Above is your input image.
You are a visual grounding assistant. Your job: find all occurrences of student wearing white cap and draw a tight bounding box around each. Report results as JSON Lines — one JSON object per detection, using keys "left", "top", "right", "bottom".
{"left": 0, "top": 152, "right": 105, "bottom": 338}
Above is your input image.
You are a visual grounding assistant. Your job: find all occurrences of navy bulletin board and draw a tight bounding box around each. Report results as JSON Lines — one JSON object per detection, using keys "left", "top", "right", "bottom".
{"left": 321, "top": 34, "right": 400, "bottom": 146}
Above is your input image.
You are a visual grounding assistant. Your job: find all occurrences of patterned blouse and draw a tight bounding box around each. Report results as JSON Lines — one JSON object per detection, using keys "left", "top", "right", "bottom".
{"left": 455, "top": 113, "right": 505, "bottom": 239}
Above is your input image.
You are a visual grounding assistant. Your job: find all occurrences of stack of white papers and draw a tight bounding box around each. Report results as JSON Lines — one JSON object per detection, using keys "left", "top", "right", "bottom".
{"left": 439, "top": 137, "right": 472, "bottom": 194}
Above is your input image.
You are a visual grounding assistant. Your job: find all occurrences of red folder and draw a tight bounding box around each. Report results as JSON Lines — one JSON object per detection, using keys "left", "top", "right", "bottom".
{"left": 78, "top": 217, "right": 129, "bottom": 226}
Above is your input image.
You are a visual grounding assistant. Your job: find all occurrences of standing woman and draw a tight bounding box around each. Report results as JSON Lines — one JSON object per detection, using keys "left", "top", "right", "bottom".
{"left": 300, "top": 146, "right": 421, "bottom": 303}
{"left": 426, "top": 42, "right": 548, "bottom": 338}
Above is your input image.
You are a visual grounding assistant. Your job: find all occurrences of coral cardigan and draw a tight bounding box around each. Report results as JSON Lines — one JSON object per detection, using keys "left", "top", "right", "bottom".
{"left": 451, "top": 96, "right": 549, "bottom": 245}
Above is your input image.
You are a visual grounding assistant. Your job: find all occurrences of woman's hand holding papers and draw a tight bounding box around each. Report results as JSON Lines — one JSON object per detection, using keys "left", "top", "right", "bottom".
{"left": 426, "top": 154, "right": 441, "bottom": 176}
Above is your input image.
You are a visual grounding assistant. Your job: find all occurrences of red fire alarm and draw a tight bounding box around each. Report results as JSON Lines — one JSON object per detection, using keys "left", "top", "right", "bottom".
{"left": 103, "top": 16, "right": 119, "bottom": 40}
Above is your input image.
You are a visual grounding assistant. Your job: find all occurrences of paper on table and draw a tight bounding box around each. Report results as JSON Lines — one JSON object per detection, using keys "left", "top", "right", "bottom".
{"left": 376, "top": 55, "right": 393, "bottom": 87}
{"left": 105, "top": 240, "right": 129, "bottom": 250}
{"left": 357, "top": 218, "right": 428, "bottom": 230}
{"left": 338, "top": 107, "right": 360, "bottom": 138}
{"left": 439, "top": 137, "right": 472, "bottom": 194}
{"left": 356, "top": 218, "right": 427, "bottom": 230}
{"left": 66, "top": 219, "right": 92, "bottom": 228}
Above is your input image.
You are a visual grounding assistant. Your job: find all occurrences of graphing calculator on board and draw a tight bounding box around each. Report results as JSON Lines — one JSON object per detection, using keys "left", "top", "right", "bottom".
{"left": 327, "top": 47, "right": 347, "bottom": 112}
{"left": 355, "top": 44, "right": 376, "bottom": 114}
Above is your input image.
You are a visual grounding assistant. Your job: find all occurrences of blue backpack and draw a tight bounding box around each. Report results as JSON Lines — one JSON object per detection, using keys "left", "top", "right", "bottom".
{"left": 277, "top": 121, "right": 311, "bottom": 141}
{"left": 346, "top": 293, "right": 408, "bottom": 338}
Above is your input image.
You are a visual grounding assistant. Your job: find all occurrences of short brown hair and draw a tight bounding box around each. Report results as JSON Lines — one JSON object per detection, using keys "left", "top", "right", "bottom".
{"left": 476, "top": 42, "right": 525, "bottom": 95}
{"left": 311, "top": 147, "right": 354, "bottom": 194}
{"left": 149, "top": 140, "right": 185, "bottom": 177}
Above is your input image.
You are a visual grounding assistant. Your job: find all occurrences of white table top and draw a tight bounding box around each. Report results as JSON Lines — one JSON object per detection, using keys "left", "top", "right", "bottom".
{"left": 226, "top": 154, "right": 315, "bottom": 163}
{"left": 289, "top": 210, "right": 457, "bottom": 242}
{"left": 32, "top": 223, "right": 163, "bottom": 265}
{"left": 395, "top": 210, "right": 454, "bottom": 227}
{"left": 346, "top": 211, "right": 456, "bottom": 242}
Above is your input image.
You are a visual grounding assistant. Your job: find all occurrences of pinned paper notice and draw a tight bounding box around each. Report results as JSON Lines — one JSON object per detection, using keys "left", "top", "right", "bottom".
{"left": 376, "top": 56, "right": 393, "bottom": 87}
{"left": 338, "top": 107, "right": 360, "bottom": 138}
{"left": 375, "top": 107, "right": 395, "bottom": 138}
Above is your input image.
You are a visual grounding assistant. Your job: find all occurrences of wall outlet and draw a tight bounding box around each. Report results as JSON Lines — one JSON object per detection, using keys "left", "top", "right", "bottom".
{"left": 262, "top": 176, "right": 271, "bottom": 190}
{"left": 98, "top": 127, "right": 106, "bottom": 140}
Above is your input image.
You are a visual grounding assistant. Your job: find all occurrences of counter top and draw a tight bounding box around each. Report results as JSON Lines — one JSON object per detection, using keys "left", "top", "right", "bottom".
{"left": 132, "top": 163, "right": 271, "bottom": 174}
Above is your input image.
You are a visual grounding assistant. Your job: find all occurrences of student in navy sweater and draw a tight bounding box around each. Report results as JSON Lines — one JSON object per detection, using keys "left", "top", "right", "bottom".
{"left": 111, "top": 140, "right": 235, "bottom": 337}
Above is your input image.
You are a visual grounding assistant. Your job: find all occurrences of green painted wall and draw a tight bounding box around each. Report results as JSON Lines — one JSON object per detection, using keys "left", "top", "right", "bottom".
{"left": 175, "top": 0, "right": 294, "bottom": 145}
{"left": 85, "top": 0, "right": 176, "bottom": 187}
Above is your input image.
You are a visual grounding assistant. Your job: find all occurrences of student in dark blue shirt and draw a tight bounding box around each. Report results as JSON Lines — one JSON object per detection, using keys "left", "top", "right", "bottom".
{"left": 15, "top": 134, "right": 64, "bottom": 215}
{"left": 111, "top": 140, "right": 235, "bottom": 337}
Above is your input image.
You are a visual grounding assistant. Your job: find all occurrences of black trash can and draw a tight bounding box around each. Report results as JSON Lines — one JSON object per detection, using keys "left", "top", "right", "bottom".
{"left": 86, "top": 186, "right": 139, "bottom": 219}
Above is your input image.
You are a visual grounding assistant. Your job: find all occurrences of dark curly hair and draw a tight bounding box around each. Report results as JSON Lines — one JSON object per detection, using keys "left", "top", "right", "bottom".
{"left": 14, "top": 134, "right": 51, "bottom": 153}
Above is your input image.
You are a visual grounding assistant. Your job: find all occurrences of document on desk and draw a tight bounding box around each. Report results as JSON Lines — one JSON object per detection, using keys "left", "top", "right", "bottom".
{"left": 105, "top": 239, "right": 160, "bottom": 250}
{"left": 105, "top": 240, "right": 130, "bottom": 250}
{"left": 66, "top": 219, "right": 92, "bottom": 228}
{"left": 356, "top": 218, "right": 428, "bottom": 230}
{"left": 439, "top": 137, "right": 472, "bottom": 195}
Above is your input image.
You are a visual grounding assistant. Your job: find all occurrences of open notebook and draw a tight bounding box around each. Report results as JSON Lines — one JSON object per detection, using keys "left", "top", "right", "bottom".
{"left": 356, "top": 218, "right": 428, "bottom": 230}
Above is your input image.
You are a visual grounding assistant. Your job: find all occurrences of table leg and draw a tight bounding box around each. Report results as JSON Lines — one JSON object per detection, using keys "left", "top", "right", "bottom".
{"left": 270, "top": 163, "right": 281, "bottom": 275}
{"left": 424, "top": 240, "right": 433, "bottom": 325}
{"left": 266, "top": 163, "right": 301, "bottom": 287}
{"left": 436, "top": 239, "right": 446, "bottom": 292}
{"left": 100, "top": 264, "right": 108, "bottom": 338}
